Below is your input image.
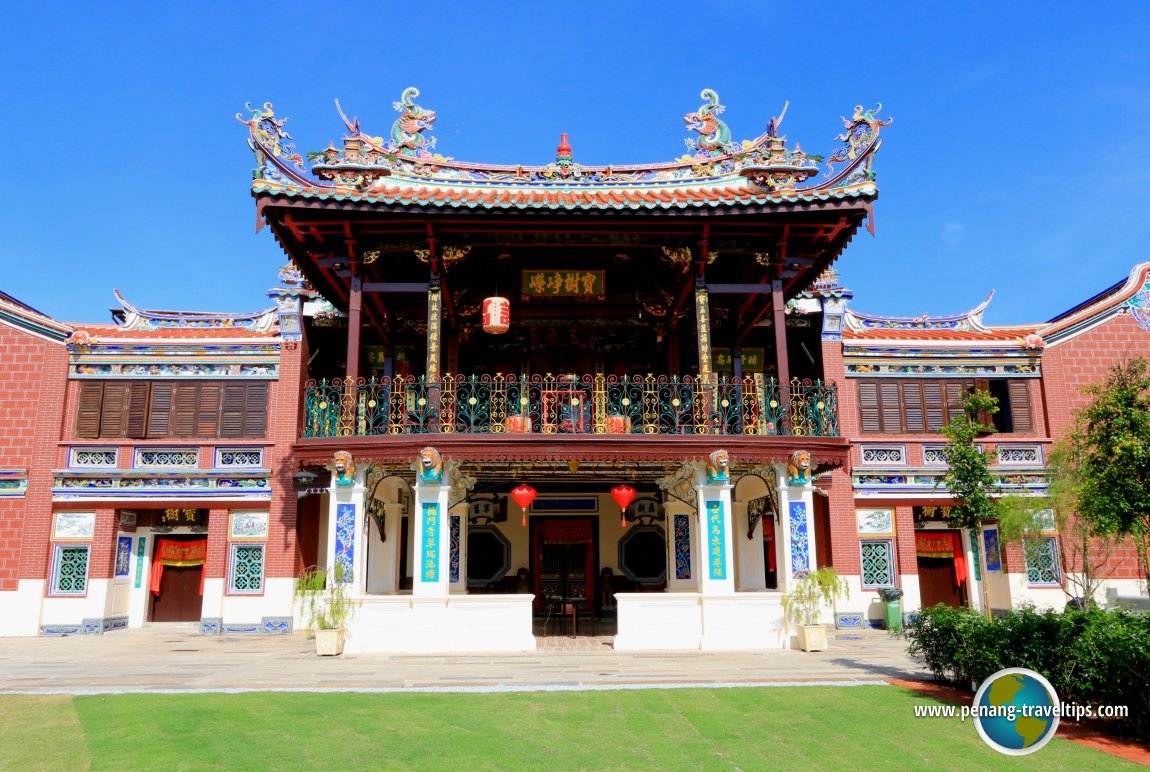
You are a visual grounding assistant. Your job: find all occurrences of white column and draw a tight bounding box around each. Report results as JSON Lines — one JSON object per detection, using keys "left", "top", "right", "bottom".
{"left": 776, "top": 462, "right": 818, "bottom": 591}
{"left": 326, "top": 463, "right": 368, "bottom": 598}
{"left": 732, "top": 501, "right": 767, "bottom": 591}
{"left": 696, "top": 474, "right": 735, "bottom": 595}
{"left": 413, "top": 479, "right": 451, "bottom": 597}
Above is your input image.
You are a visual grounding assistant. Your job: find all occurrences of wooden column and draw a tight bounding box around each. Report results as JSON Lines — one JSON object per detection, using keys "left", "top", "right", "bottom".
{"left": 346, "top": 273, "right": 363, "bottom": 384}
{"left": 426, "top": 274, "right": 442, "bottom": 382}
{"left": 694, "top": 276, "right": 712, "bottom": 377}
{"left": 771, "top": 279, "right": 790, "bottom": 386}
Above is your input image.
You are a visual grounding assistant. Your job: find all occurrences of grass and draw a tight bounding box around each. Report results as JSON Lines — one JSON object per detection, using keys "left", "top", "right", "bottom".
{"left": 0, "top": 686, "right": 1135, "bottom": 770}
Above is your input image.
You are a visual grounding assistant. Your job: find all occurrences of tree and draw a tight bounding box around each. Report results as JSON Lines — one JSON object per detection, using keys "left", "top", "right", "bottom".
{"left": 939, "top": 388, "right": 1001, "bottom": 617}
{"left": 1072, "top": 358, "right": 1150, "bottom": 582}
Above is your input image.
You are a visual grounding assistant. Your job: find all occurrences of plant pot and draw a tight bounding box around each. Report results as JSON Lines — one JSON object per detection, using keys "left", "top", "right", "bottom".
{"left": 314, "top": 628, "right": 345, "bottom": 656}
{"left": 797, "top": 623, "right": 828, "bottom": 652}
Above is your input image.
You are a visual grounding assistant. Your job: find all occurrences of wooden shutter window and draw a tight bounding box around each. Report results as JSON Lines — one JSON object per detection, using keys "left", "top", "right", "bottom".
{"left": 220, "top": 383, "right": 248, "bottom": 438}
{"left": 923, "top": 381, "right": 946, "bottom": 431}
{"left": 858, "top": 381, "right": 881, "bottom": 433}
{"left": 878, "top": 381, "right": 901, "bottom": 433}
{"left": 125, "top": 382, "right": 150, "bottom": 439}
{"left": 99, "top": 383, "right": 129, "bottom": 438}
{"left": 196, "top": 383, "right": 222, "bottom": 437}
{"left": 147, "top": 383, "right": 172, "bottom": 437}
{"left": 944, "top": 380, "right": 968, "bottom": 425}
{"left": 902, "top": 382, "right": 926, "bottom": 433}
{"left": 1008, "top": 380, "right": 1033, "bottom": 432}
{"left": 75, "top": 382, "right": 105, "bottom": 439}
{"left": 171, "top": 384, "right": 200, "bottom": 437}
{"left": 243, "top": 383, "right": 269, "bottom": 438}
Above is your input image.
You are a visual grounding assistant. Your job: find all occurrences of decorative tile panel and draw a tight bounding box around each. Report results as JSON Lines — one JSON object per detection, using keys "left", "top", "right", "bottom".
{"left": 835, "top": 612, "right": 865, "bottom": 629}
{"left": 705, "top": 500, "right": 726, "bottom": 580}
{"left": 789, "top": 501, "right": 810, "bottom": 577}
{"left": 200, "top": 618, "right": 222, "bottom": 635}
{"left": 216, "top": 448, "right": 264, "bottom": 468}
{"left": 261, "top": 617, "right": 292, "bottom": 634}
{"left": 50, "top": 544, "right": 90, "bottom": 596}
{"left": 135, "top": 448, "right": 198, "bottom": 468}
{"left": 922, "top": 447, "right": 948, "bottom": 466}
{"left": 673, "top": 513, "right": 691, "bottom": 580}
{"left": 859, "top": 445, "right": 906, "bottom": 465}
{"left": 860, "top": 540, "right": 895, "bottom": 588}
{"left": 1024, "top": 537, "right": 1060, "bottom": 585}
{"left": 421, "top": 503, "right": 440, "bottom": 582}
{"left": 41, "top": 624, "right": 84, "bottom": 636}
{"left": 335, "top": 503, "right": 356, "bottom": 584}
{"left": 996, "top": 445, "right": 1042, "bottom": 465}
{"left": 69, "top": 448, "right": 118, "bottom": 468}
{"left": 228, "top": 544, "right": 265, "bottom": 594}
{"left": 449, "top": 515, "right": 460, "bottom": 583}
{"left": 222, "top": 623, "right": 261, "bottom": 634}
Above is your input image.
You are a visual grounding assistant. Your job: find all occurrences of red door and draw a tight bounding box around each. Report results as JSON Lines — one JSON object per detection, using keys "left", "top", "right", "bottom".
{"left": 917, "top": 557, "right": 965, "bottom": 608}
{"left": 150, "top": 565, "right": 203, "bottom": 622}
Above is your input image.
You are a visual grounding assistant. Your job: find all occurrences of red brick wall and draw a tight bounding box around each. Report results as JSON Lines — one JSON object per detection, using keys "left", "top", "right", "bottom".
{"left": 1041, "top": 312, "right": 1150, "bottom": 580}
{"left": 265, "top": 339, "right": 306, "bottom": 579}
{"left": 0, "top": 324, "right": 69, "bottom": 589}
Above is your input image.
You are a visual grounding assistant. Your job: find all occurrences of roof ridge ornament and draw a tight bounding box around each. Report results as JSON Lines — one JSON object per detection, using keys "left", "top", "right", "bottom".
{"left": 845, "top": 290, "right": 994, "bottom": 332}
{"left": 684, "top": 89, "right": 734, "bottom": 157}
{"left": 236, "top": 102, "right": 307, "bottom": 183}
{"left": 826, "top": 103, "right": 892, "bottom": 181}
{"left": 388, "top": 87, "right": 437, "bottom": 158}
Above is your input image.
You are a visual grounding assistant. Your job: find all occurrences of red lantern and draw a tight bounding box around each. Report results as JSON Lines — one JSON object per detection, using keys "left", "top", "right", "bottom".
{"left": 511, "top": 484, "right": 537, "bottom": 527}
{"left": 611, "top": 484, "right": 636, "bottom": 528}
{"left": 482, "top": 296, "right": 511, "bottom": 334}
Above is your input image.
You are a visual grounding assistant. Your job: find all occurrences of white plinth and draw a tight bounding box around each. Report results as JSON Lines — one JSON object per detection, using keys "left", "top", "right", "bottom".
{"left": 614, "top": 592, "right": 786, "bottom": 651}
{"left": 344, "top": 594, "right": 536, "bottom": 654}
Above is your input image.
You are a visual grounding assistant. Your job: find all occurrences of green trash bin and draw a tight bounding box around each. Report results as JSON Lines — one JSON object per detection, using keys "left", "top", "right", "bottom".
{"left": 878, "top": 587, "right": 903, "bottom": 631}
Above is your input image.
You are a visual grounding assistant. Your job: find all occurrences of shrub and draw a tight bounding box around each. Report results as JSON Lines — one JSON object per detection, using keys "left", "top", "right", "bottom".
{"left": 903, "top": 605, "right": 1150, "bottom": 741}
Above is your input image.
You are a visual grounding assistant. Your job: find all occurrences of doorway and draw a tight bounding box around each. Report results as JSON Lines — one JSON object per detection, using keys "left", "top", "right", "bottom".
{"left": 148, "top": 536, "right": 206, "bottom": 623}
{"left": 530, "top": 517, "right": 598, "bottom": 613}
{"left": 915, "top": 530, "right": 967, "bottom": 609}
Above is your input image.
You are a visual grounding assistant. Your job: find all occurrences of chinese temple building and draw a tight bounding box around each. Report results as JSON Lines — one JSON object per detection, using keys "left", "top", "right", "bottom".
{"left": 0, "top": 88, "right": 1145, "bottom": 649}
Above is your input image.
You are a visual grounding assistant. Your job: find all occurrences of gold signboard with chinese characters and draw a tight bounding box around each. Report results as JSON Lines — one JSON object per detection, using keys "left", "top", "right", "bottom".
{"left": 160, "top": 508, "right": 206, "bottom": 526}
{"left": 521, "top": 270, "right": 605, "bottom": 300}
{"left": 712, "top": 348, "right": 766, "bottom": 372}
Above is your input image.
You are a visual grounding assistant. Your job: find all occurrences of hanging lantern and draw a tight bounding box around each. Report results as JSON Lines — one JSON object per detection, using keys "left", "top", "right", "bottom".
{"left": 482, "top": 296, "right": 511, "bottom": 334}
{"left": 511, "top": 484, "right": 537, "bottom": 527}
{"left": 611, "top": 484, "right": 636, "bottom": 528}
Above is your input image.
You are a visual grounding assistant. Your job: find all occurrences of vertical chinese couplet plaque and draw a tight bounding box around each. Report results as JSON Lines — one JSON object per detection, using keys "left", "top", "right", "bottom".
{"left": 789, "top": 501, "right": 810, "bottom": 577}
{"left": 695, "top": 286, "right": 712, "bottom": 378}
{"left": 673, "top": 513, "right": 692, "bottom": 580}
{"left": 421, "top": 503, "right": 440, "bottom": 582}
{"left": 134, "top": 536, "right": 147, "bottom": 589}
{"left": 335, "top": 503, "right": 356, "bottom": 583}
{"left": 706, "top": 500, "right": 726, "bottom": 580}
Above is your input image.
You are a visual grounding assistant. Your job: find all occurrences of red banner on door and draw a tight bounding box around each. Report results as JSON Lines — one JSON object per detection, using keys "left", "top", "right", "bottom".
{"left": 150, "top": 538, "right": 207, "bottom": 596}
{"left": 915, "top": 531, "right": 966, "bottom": 588}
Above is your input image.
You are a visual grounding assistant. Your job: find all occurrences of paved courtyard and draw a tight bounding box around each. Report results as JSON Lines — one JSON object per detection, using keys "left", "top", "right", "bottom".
{"left": 0, "top": 625, "right": 926, "bottom": 693}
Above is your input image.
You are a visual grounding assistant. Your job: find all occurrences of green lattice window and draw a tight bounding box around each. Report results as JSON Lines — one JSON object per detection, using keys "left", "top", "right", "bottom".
{"left": 228, "top": 544, "right": 265, "bottom": 595}
{"left": 50, "top": 545, "right": 90, "bottom": 596}
{"left": 1024, "top": 537, "right": 1060, "bottom": 586}
{"left": 860, "top": 540, "right": 895, "bottom": 588}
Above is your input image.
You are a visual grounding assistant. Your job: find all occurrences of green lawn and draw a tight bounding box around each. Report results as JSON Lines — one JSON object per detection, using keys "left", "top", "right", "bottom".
{"left": 0, "top": 686, "right": 1134, "bottom": 770}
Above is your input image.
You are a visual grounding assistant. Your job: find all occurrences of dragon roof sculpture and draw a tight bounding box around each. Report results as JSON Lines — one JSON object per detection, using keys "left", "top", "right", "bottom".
{"left": 238, "top": 88, "right": 890, "bottom": 209}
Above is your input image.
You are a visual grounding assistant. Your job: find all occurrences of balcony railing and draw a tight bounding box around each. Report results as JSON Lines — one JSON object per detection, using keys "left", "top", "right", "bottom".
{"left": 303, "top": 374, "right": 838, "bottom": 439}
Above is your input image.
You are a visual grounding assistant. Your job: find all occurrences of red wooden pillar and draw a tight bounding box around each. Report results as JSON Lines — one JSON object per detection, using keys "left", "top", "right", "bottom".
{"left": 345, "top": 273, "right": 363, "bottom": 384}
{"left": 771, "top": 279, "right": 791, "bottom": 387}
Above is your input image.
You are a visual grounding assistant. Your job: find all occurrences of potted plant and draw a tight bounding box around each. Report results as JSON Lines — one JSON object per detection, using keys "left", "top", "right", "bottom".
{"left": 781, "top": 566, "right": 848, "bottom": 652}
{"left": 295, "top": 564, "right": 351, "bottom": 656}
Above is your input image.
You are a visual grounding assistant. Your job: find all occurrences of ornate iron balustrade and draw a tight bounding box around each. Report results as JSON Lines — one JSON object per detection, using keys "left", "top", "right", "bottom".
{"left": 302, "top": 374, "right": 838, "bottom": 439}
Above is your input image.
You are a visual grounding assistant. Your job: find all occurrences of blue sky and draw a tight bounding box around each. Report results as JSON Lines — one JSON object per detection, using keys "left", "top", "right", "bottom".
{"left": 2, "top": 2, "right": 1149, "bottom": 325}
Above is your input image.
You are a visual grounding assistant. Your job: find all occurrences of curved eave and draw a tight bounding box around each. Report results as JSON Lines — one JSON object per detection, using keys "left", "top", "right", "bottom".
{"left": 251, "top": 178, "right": 878, "bottom": 214}
{"left": 293, "top": 434, "right": 849, "bottom": 467}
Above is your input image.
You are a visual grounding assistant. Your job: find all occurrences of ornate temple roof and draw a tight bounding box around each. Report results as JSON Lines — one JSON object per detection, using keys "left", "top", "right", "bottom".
{"left": 0, "top": 290, "right": 71, "bottom": 343}
{"left": 1040, "top": 262, "right": 1150, "bottom": 343}
{"left": 844, "top": 291, "right": 1045, "bottom": 351}
{"left": 239, "top": 88, "right": 889, "bottom": 213}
